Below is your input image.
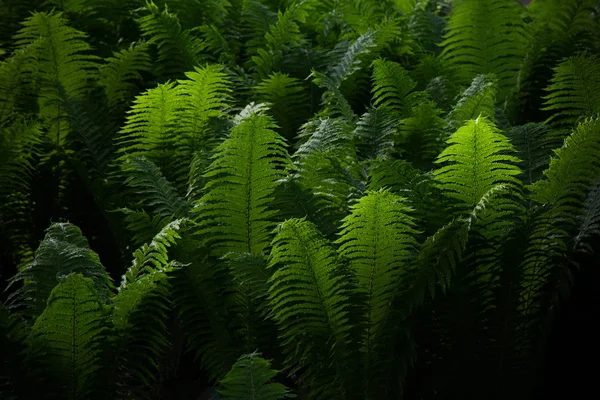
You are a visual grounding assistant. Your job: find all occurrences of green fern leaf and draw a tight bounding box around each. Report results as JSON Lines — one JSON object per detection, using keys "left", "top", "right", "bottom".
{"left": 574, "top": 181, "right": 600, "bottom": 254}
{"left": 196, "top": 113, "right": 289, "bottom": 256}
{"left": 14, "top": 11, "right": 99, "bottom": 145}
{"left": 268, "top": 218, "right": 352, "bottom": 398}
{"left": 447, "top": 75, "right": 497, "bottom": 132}
{"left": 9, "top": 223, "right": 113, "bottom": 318}
{"left": 542, "top": 53, "right": 600, "bottom": 129}
{"left": 336, "top": 190, "right": 419, "bottom": 385}
{"left": 99, "top": 42, "right": 152, "bottom": 110}
{"left": 434, "top": 117, "right": 522, "bottom": 213}
{"left": 137, "top": 0, "right": 205, "bottom": 78}
{"left": 28, "top": 274, "right": 110, "bottom": 400}
{"left": 218, "top": 352, "right": 293, "bottom": 400}
{"left": 371, "top": 59, "right": 425, "bottom": 116}
{"left": 440, "top": 0, "right": 529, "bottom": 100}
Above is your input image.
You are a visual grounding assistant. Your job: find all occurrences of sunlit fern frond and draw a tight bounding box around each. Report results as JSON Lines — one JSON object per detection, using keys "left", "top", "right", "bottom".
{"left": 336, "top": 189, "right": 419, "bottom": 394}
{"left": 9, "top": 223, "right": 113, "bottom": 319}
{"left": 434, "top": 117, "right": 522, "bottom": 214}
{"left": 268, "top": 218, "right": 353, "bottom": 398}
{"left": 196, "top": 113, "right": 289, "bottom": 256}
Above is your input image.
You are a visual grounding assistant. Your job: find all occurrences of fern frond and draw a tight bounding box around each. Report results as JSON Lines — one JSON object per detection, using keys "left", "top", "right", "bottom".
{"left": 440, "top": 0, "right": 529, "bottom": 99}
{"left": 176, "top": 64, "right": 232, "bottom": 151}
{"left": 542, "top": 53, "right": 600, "bottom": 129}
{"left": 250, "top": 0, "right": 312, "bottom": 79}
{"left": 371, "top": 59, "right": 425, "bottom": 116}
{"left": 99, "top": 41, "right": 152, "bottom": 110}
{"left": 507, "top": 123, "right": 554, "bottom": 185}
{"left": 268, "top": 218, "right": 353, "bottom": 398}
{"left": 14, "top": 11, "right": 99, "bottom": 145}
{"left": 112, "top": 267, "right": 173, "bottom": 398}
{"left": 326, "top": 30, "right": 377, "bottom": 89}
{"left": 119, "top": 218, "right": 186, "bottom": 289}
{"left": 0, "top": 120, "right": 43, "bottom": 267}
{"left": 353, "top": 107, "right": 397, "bottom": 160}
{"left": 117, "top": 81, "right": 183, "bottom": 183}
{"left": 28, "top": 274, "right": 110, "bottom": 400}
{"left": 196, "top": 114, "right": 289, "bottom": 256}
{"left": 137, "top": 0, "right": 205, "bottom": 78}
{"left": 434, "top": 117, "right": 522, "bottom": 213}
{"left": 218, "top": 352, "right": 293, "bottom": 400}
{"left": 120, "top": 156, "right": 190, "bottom": 221}
{"left": 254, "top": 72, "right": 310, "bottom": 141}
{"left": 9, "top": 223, "right": 113, "bottom": 318}
{"left": 336, "top": 190, "right": 419, "bottom": 390}
{"left": 447, "top": 74, "right": 497, "bottom": 132}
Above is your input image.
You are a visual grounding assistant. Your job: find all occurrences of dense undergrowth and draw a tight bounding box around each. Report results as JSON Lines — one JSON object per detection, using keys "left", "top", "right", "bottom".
{"left": 1, "top": 0, "right": 600, "bottom": 399}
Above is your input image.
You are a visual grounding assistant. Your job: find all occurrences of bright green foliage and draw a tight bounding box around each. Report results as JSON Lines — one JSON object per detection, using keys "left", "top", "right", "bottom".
{"left": 218, "top": 352, "right": 293, "bottom": 400}
{"left": 9, "top": 223, "right": 114, "bottom": 318}
{"left": 543, "top": 53, "right": 600, "bottom": 129}
{"left": 441, "top": 0, "right": 529, "bottom": 99}
{"left": 371, "top": 59, "right": 424, "bottom": 116}
{"left": 434, "top": 117, "right": 522, "bottom": 212}
{"left": 336, "top": 190, "right": 418, "bottom": 382}
{"left": 197, "top": 114, "right": 289, "bottom": 256}
{"left": 28, "top": 274, "right": 109, "bottom": 400}
{"left": 268, "top": 218, "right": 352, "bottom": 397}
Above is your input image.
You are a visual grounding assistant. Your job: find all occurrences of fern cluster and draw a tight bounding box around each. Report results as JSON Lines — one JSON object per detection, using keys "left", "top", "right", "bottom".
{"left": 1, "top": 0, "right": 600, "bottom": 399}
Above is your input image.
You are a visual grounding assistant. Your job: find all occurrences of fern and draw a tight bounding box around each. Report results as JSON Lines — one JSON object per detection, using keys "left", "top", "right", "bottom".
{"left": 440, "top": 0, "right": 529, "bottom": 100}
{"left": 517, "top": 118, "right": 600, "bottom": 362}
{"left": 268, "top": 218, "right": 353, "bottom": 398}
{"left": 254, "top": 72, "right": 310, "bottom": 141}
{"left": 371, "top": 59, "right": 425, "bottom": 116}
{"left": 250, "top": 0, "right": 312, "bottom": 79}
{"left": 447, "top": 74, "right": 498, "bottom": 132}
{"left": 353, "top": 107, "right": 397, "bottom": 160}
{"left": 542, "top": 53, "right": 600, "bottom": 129}
{"left": 14, "top": 11, "right": 99, "bottom": 145}
{"left": 137, "top": 0, "right": 205, "bottom": 78}
{"left": 506, "top": 123, "right": 554, "bottom": 185}
{"left": 28, "top": 274, "right": 110, "bottom": 400}
{"left": 196, "top": 113, "right": 289, "bottom": 256}
{"left": 434, "top": 116, "right": 522, "bottom": 213}
{"left": 9, "top": 223, "right": 114, "bottom": 318}
{"left": 99, "top": 42, "right": 152, "bottom": 110}
{"left": 218, "top": 352, "right": 293, "bottom": 400}
{"left": 336, "top": 189, "right": 419, "bottom": 393}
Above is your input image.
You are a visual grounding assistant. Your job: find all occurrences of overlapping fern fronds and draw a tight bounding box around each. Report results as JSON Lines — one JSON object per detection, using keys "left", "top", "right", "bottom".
{"left": 218, "top": 352, "right": 293, "bottom": 400}
{"left": 28, "top": 274, "right": 110, "bottom": 400}
{"left": 8, "top": 223, "right": 114, "bottom": 318}
{"left": 543, "top": 53, "right": 600, "bottom": 130}
{"left": 440, "top": 0, "right": 529, "bottom": 100}
{"left": 268, "top": 218, "right": 353, "bottom": 398}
